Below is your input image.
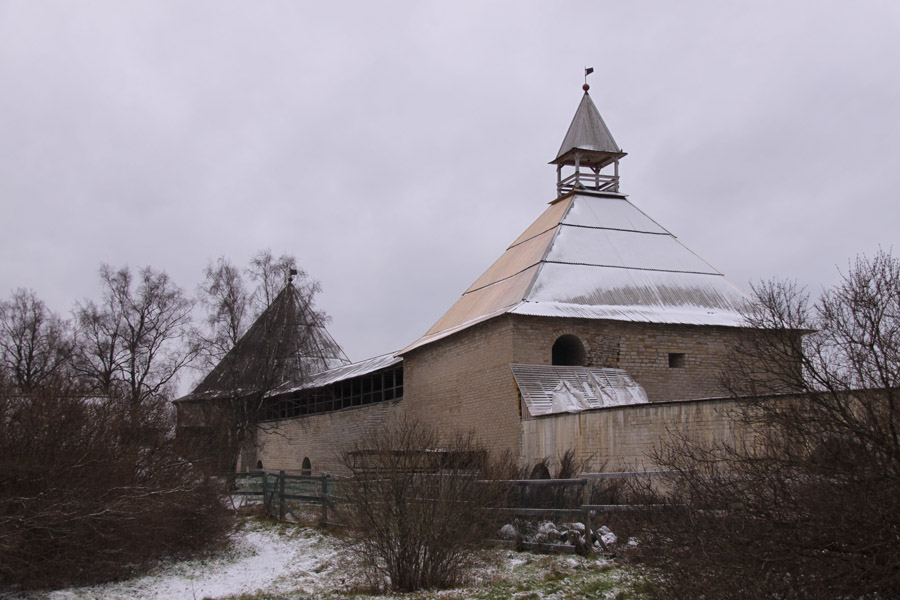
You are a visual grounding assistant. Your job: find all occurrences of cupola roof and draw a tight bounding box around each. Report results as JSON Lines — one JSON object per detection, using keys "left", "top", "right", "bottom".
{"left": 551, "top": 87, "right": 626, "bottom": 170}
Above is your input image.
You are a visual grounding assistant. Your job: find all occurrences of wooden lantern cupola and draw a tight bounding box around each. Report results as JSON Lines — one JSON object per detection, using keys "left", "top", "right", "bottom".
{"left": 551, "top": 82, "right": 627, "bottom": 198}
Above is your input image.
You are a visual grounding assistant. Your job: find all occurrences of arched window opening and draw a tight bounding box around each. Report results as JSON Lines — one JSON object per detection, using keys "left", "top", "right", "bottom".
{"left": 302, "top": 457, "right": 311, "bottom": 476}
{"left": 256, "top": 460, "right": 263, "bottom": 470}
{"left": 552, "top": 334, "right": 586, "bottom": 366}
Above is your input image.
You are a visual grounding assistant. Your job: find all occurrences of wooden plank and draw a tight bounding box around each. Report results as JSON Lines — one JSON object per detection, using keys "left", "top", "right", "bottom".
{"left": 281, "top": 494, "right": 324, "bottom": 503}
{"left": 514, "top": 541, "right": 576, "bottom": 554}
{"left": 509, "top": 478, "right": 586, "bottom": 487}
{"left": 500, "top": 507, "right": 584, "bottom": 517}
{"left": 581, "top": 504, "right": 669, "bottom": 511}
{"left": 579, "top": 471, "right": 672, "bottom": 480}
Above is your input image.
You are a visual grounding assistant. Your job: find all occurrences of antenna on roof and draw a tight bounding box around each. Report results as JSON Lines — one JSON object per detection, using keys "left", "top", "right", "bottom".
{"left": 584, "top": 66, "right": 594, "bottom": 91}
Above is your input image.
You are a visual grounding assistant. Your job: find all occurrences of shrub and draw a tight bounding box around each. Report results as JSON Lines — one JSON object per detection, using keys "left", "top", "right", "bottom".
{"left": 0, "top": 387, "right": 230, "bottom": 589}
{"left": 621, "top": 250, "right": 900, "bottom": 599}
{"left": 335, "top": 418, "right": 511, "bottom": 592}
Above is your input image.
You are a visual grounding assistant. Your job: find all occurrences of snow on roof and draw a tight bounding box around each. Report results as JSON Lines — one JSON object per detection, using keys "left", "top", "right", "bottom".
{"left": 271, "top": 353, "right": 401, "bottom": 396}
{"left": 511, "top": 363, "right": 648, "bottom": 417}
{"left": 401, "top": 193, "right": 752, "bottom": 354}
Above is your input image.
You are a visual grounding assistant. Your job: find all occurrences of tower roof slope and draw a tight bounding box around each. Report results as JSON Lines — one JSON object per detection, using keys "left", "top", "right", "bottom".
{"left": 552, "top": 92, "right": 626, "bottom": 168}
{"left": 401, "top": 193, "right": 751, "bottom": 354}
{"left": 188, "top": 283, "right": 350, "bottom": 398}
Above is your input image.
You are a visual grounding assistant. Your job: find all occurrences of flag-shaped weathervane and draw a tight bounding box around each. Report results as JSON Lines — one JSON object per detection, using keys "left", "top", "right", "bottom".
{"left": 584, "top": 67, "right": 594, "bottom": 91}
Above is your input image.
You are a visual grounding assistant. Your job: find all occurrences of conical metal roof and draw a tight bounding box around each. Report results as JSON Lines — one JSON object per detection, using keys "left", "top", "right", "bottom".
{"left": 189, "top": 283, "right": 350, "bottom": 397}
{"left": 401, "top": 193, "right": 751, "bottom": 354}
{"left": 552, "top": 91, "right": 626, "bottom": 169}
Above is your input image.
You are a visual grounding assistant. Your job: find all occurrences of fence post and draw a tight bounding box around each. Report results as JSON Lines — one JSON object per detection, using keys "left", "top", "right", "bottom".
{"left": 320, "top": 477, "right": 329, "bottom": 527}
{"left": 278, "top": 470, "right": 286, "bottom": 521}
{"left": 581, "top": 478, "right": 592, "bottom": 545}
{"left": 261, "top": 472, "right": 270, "bottom": 514}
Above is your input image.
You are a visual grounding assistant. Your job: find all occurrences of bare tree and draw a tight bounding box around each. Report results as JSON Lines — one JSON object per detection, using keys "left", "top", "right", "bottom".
{"left": 624, "top": 249, "right": 900, "bottom": 599}
{"left": 0, "top": 289, "right": 74, "bottom": 393}
{"left": 185, "top": 251, "right": 346, "bottom": 472}
{"left": 196, "top": 256, "right": 251, "bottom": 371}
{"left": 248, "top": 249, "right": 305, "bottom": 311}
{"left": 73, "top": 265, "right": 197, "bottom": 413}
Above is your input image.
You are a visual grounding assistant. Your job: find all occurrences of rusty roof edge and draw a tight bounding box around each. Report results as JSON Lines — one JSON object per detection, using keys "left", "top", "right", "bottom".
{"left": 397, "top": 303, "right": 522, "bottom": 356}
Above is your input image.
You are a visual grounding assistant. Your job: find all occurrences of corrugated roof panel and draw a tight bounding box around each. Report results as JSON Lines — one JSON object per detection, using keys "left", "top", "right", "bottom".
{"left": 518, "top": 264, "right": 750, "bottom": 326}
{"left": 273, "top": 353, "right": 402, "bottom": 395}
{"left": 403, "top": 192, "right": 754, "bottom": 354}
{"left": 547, "top": 226, "right": 720, "bottom": 274}
{"left": 424, "top": 265, "right": 537, "bottom": 337}
{"left": 511, "top": 364, "right": 648, "bottom": 417}
{"left": 466, "top": 228, "right": 556, "bottom": 293}
{"left": 553, "top": 92, "right": 622, "bottom": 162}
{"left": 510, "top": 196, "right": 571, "bottom": 247}
{"left": 512, "top": 301, "right": 748, "bottom": 327}
{"left": 563, "top": 195, "right": 668, "bottom": 234}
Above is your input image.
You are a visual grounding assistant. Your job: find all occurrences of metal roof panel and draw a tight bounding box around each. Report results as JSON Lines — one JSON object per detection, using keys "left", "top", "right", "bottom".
{"left": 466, "top": 228, "right": 556, "bottom": 293}
{"left": 510, "top": 196, "right": 572, "bottom": 247}
{"left": 553, "top": 92, "right": 624, "bottom": 164}
{"left": 422, "top": 265, "right": 537, "bottom": 338}
{"left": 546, "top": 226, "right": 720, "bottom": 274}
{"left": 273, "top": 353, "right": 402, "bottom": 395}
{"left": 511, "top": 363, "right": 648, "bottom": 417}
{"left": 563, "top": 195, "right": 668, "bottom": 234}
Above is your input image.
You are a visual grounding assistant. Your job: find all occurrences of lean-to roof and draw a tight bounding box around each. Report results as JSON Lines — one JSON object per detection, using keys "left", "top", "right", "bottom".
{"left": 511, "top": 363, "right": 648, "bottom": 417}
{"left": 402, "top": 192, "right": 751, "bottom": 354}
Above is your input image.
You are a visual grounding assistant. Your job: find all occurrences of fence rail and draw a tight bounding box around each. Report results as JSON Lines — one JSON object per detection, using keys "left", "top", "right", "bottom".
{"left": 229, "top": 470, "right": 336, "bottom": 523}
{"left": 226, "top": 469, "right": 673, "bottom": 549}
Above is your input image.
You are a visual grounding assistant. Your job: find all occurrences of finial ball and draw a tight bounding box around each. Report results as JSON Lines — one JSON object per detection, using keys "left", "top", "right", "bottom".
{"left": 582, "top": 83, "right": 590, "bottom": 92}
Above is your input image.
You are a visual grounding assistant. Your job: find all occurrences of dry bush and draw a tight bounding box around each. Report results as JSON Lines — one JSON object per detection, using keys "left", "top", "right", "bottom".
{"left": 0, "top": 386, "right": 230, "bottom": 590}
{"left": 621, "top": 250, "right": 900, "bottom": 599}
{"left": 335, "top": 418, "right": 511, "bottom": 593}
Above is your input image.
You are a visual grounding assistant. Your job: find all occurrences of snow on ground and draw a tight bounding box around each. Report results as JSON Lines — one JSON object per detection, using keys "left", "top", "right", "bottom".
{"left": 13, "top": 517, "right": 638, "bottom": 600}
{"left": 36, "top": 521, "right": 345, "bottom": 600}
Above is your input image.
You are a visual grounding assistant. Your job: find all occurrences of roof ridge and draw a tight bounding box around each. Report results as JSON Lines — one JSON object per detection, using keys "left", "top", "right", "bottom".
{"left": 540, "top": 260, "right": 726, "bottom": 277}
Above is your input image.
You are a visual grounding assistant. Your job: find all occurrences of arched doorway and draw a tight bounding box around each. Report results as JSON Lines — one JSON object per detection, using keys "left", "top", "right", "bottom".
{"left": 301, "top": 457, "right": 311, "bottom": 476}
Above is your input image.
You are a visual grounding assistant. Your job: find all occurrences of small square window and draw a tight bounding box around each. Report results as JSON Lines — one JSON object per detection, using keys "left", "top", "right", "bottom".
{"left": 668, "top": 353, "right": 686, "bottom": 368}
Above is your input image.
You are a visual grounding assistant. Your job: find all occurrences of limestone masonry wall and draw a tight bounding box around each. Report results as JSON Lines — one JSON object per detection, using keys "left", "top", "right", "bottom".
{"left": 520, "top": 397, "right": 743, "bottom": 470}
{"left": 400, "top": 316, "right": 521, "bottom": 458}
{"left": 511, "top": 315, "right": 745, "bottom": 402}
{"left": 255, "top": 399, "right": 405, "bottom": 474}
{"left": 253, "top": 314, "right": 750, "bottom": 473}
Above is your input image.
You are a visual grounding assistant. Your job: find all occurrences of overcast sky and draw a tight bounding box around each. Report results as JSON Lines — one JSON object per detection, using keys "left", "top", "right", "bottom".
{"left": 2, "top": 1, "right": 899, "bottom": 388}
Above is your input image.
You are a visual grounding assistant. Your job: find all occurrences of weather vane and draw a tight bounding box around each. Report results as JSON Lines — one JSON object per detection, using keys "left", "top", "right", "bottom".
{"left": 584, "top": 66, "right": 594, "bottom": 91}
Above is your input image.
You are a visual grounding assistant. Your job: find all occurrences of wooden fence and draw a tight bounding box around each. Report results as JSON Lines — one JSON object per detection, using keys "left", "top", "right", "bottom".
{"left": 230, "top": 470, "right": 335, "bottom": 524}
{"left": 227, "top": 469, "right": 671, "bottom": 551}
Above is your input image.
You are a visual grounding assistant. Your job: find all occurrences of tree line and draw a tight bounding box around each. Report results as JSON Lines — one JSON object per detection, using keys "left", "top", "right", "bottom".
{"left": 0, "top": 249, "right": 323, "bottom": 590}
{"left": 0, "top": 249, "right": 319, "bottom": 408}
